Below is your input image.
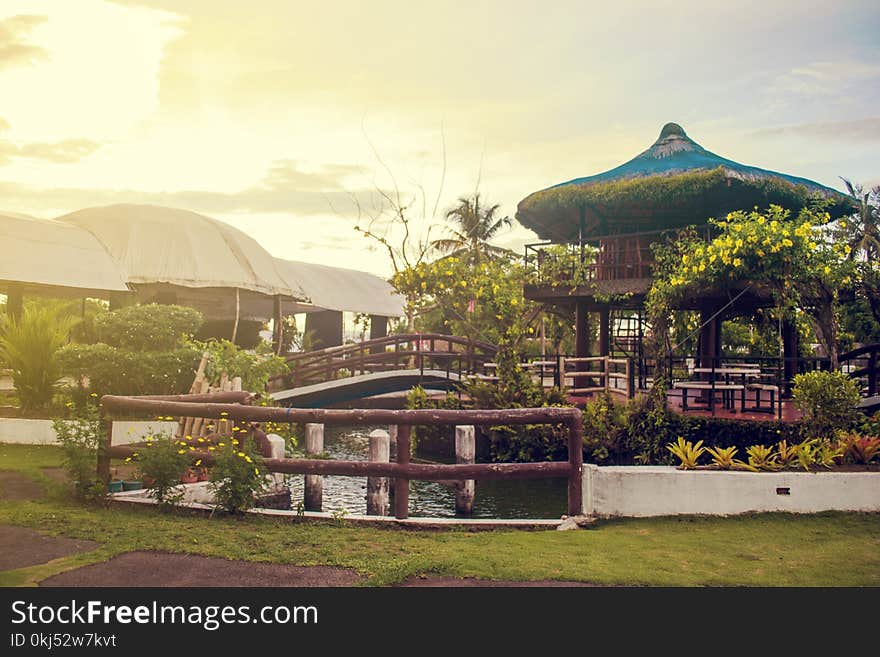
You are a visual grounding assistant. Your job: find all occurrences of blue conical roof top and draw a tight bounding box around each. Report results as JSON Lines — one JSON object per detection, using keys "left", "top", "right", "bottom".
{"left": 516, "top": 123, "right": 853, "bottom": 241}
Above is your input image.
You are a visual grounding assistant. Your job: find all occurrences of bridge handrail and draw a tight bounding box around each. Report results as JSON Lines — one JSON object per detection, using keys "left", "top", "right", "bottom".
{"left": 98, "top": 393, "right": 583, "bottom": 519}
{"left": 285, "top": 333, "right": 497, "bottom": 363}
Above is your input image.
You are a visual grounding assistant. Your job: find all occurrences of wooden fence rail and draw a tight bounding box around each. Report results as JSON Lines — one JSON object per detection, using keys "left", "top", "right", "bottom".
{"left": 98, "top": 394, "right": 584, "bottom": 519}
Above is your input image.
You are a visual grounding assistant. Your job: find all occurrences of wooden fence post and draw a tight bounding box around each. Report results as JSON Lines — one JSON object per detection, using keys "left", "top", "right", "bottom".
{"left": 367, "top": 429, "right": 390, "bottom": 516}
{"left": 97, "top": 415, "right": 112, "bottom": 485}
{"left": 567, "top": 415, "right": 583, "bottom": 517}
{"left": 304, "top": 423, "right": 324, "bottom": 511}
{"left": 454, "top": 425, "right": 475, "bottom": 515}
{"left": 394, "top": 425, "right": 411, "bottom": 519}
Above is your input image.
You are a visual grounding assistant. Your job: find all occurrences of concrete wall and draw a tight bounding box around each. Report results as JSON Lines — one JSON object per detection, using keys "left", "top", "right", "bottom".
{"left": 0, "top": 418, "right": 179, "bottom": 446}
{"left": 583, "top": 464, "right": 880, "bottom": 517}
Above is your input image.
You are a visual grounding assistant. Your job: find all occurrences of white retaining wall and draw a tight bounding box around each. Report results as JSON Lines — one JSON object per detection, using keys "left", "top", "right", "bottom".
{"left": 0, "top": 418, "right": 179, "bottom": 446}
{"left": 583, "top": 464, "right": 880, "bottom": 517}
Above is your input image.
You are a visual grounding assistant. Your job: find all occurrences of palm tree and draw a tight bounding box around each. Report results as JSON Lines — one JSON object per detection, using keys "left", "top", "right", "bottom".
{"left": 430, "top": 193, "right": 513, "bottom": 264}
{"left": 840, "top": 177, "right": 880, "bottom": 264}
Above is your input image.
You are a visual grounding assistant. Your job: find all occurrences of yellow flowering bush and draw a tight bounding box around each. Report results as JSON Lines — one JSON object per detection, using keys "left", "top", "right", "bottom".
{"left": 647, "top": 205, "right": 857, "bottom": 364}
{"left": 208, "top": 436, "right": 267, "bottom": 514}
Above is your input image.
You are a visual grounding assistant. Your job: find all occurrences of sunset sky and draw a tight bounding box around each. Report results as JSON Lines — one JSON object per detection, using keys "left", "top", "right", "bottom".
{"left": 1, "top": 0, "right": 878, "bottom": 277}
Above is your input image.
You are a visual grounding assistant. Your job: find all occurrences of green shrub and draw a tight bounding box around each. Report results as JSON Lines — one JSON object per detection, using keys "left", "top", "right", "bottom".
{"left": 51, "top": 398, "right": 105, "bottom": 501}
{"left": 58, "top": 343, "right": 201, "bottom": 396}
{"left": 58, "top": 303, "right": 204, "bottom": 397}
{"left": 189, "top": 338, "right": 288, "bottom": 392}
{"left": 93, "top": 304, "right": 203, "bottom": 351}
{"left": 0, "top": 305, "right": 75, "bottom": 410}
{"left": 209, "top": 436, "right": 267, "bottom": 514}
{"left": 460, "top": 349, "right": 570, "bottom": 463}
{"left": 134, "top": 431, "right": 191, "bottom": 510}
{"left": 792, "top": 370, "right": 861, "bottom": 438}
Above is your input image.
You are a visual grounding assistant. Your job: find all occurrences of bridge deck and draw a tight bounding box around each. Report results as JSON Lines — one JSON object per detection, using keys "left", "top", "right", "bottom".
{"left": 270, "top": 369, "right": 465, "bottom": 408}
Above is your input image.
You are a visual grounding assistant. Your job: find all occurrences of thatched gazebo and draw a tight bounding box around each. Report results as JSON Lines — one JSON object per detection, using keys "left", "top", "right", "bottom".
{"left": 516, "top": 122, "right": 853, "bottom": 380}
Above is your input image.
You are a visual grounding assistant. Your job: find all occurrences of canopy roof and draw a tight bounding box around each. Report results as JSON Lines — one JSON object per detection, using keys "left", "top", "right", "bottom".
{"left": 57, "top": 204, "right": 303, "bottom": 298}
{"left": 0, "top": 211, "right": 129, "bottom": 297}
{"left": 273, "top": 259, "right": 404, "bottom": 317}
{"left": 516, "top": 123, "right": 855, "bottom": 242}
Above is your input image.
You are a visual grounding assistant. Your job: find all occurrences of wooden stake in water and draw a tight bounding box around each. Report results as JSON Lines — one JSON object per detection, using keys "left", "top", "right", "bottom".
{"left": 304, "top": 423, "right": 324, "bottom": 511}
{"left": 367, "top": 429, "right": 390, "bottom": 516}
{"left": 455, "top": 425, "right": 476, "bottom": 515}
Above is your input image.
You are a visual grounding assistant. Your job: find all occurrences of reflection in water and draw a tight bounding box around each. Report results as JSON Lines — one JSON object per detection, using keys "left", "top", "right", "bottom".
{"left": 283, "top": 425, "right": 567, "bottom": 519}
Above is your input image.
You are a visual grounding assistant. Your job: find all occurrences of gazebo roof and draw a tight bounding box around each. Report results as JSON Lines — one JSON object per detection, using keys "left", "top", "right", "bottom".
{"left": 56, "top": 204, "right": 303, "bottom": 299}
{"left": 0, "top": 211, "right": 130, "bottom": 298}
{"left": 516, "top": 123, "right": 854, "bottom": 242}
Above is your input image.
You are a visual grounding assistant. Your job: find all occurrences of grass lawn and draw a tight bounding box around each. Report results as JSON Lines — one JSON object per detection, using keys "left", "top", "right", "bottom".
{"left": 1, "top": 443, "right": 878, "bottom": 587}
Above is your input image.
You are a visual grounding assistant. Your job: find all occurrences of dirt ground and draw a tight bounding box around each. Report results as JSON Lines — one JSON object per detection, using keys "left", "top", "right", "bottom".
{"left": 0, "top": 471, "right": 47, "bottom": 501}
{"left": 0, "top": 525, "right": 100, "bottom": 571}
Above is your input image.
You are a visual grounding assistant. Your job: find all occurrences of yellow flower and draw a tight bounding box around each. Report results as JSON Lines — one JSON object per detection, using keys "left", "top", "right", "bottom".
{"left": 220, "top": 411, "right": 228, "bottom": 416}
{"left": 757, "top": 216, "right": 765, "bottom": 225}
{"left": 90, "top": 393, "right": 98, "bottom": 398}
{"left": 208, "top": 446, "right": 216, "bottom": 451}
{"left": 824, "top": 265, "right": 831, "bottom": 274}
{"left": 197, "top": 437, "right": 205, "bottom": 443}
{"left": 733, "top": 258, "right": 742, "bottom": 267}
{"left": 195, "top": 459, "right": 202, "bottom": 466}
{"left": 244, "top": 456, "right": 253, "bottom": 463}
{"left": 178, "top": 449, "right": 186, "bottom": 454}
{"left": 682, "top": 254, "right": 689, "bottom": 264}
{"left": 782, "top": 239, "right": 793, "bottom": 248}
{"left": 237, "top": 451, "right": 246, "bottom": 458}
{"left": 254, "top": 468, "right": 260, "bottom": 476}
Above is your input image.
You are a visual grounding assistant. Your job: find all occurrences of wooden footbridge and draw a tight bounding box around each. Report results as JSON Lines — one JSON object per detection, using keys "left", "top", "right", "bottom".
{"left": 266, "top": 333, "right": 498, "bottom": 407}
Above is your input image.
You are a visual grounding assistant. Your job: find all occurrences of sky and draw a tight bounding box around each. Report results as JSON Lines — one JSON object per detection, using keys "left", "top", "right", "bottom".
{"left": 1, "top": 0, "right": 878, "bottom": 278}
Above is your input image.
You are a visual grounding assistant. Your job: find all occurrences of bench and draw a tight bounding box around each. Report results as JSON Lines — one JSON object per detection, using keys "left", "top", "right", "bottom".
{"left": 746, "top": 383, "right": 780, "bottom": 414}
{"left": 673, "top": 381, "right": 745, "bottom": 412}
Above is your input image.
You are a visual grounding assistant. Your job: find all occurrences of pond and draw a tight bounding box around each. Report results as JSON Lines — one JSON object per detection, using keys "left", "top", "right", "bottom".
{"left": 283, "top": 425, "right": 568, "bottom": 519}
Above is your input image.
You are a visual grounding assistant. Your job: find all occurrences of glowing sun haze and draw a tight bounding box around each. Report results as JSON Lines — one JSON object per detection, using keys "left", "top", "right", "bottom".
{"left": 1, "top": 0, "right": 878, "bottom": 277}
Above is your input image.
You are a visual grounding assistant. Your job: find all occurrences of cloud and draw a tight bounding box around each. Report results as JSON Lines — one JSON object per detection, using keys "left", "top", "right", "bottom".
{"left": 0, "top": 15, "right": 48, "bottom": 69}
{"left": 752, "top": 117, "right": 880, "bottom": 142}
{"left": 0, "top": 158, "right": 384, "bottom": 218}
{"left": 0, "top": 137, "right": 102, "bottom": 166}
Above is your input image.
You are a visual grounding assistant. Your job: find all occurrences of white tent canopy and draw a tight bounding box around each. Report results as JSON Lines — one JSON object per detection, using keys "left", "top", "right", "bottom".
{"left": 57, "top": 204, "right": 304, "bottom": 298}
{"left": 0, "top": 211, "right": 129, "bottom": 297}
{"left": 274, "top": 258, "right": 404, "bottom": 317}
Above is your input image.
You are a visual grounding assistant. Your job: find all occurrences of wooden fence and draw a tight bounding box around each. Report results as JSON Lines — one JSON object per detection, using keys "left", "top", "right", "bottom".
{"left": 98, "top": 393, "right": 584, "bottom": 518}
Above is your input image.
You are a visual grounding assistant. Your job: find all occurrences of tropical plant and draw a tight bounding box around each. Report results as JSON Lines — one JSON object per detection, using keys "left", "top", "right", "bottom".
{"left": 706, "top": 445, "right": 739, "bottom": 469}
{"left": 51, "top": 396, "right": 105, "bottom": 501}
{"left": 666, "top": 437, "right": 705, "bottom": 469}
{"left": 791, "top": 370, "right": 861, "bottom": 439}
{"left": 839, "top": 178, "right": 880, "bottom": 264}
{"left": 134, "top": 431, "right": 190, "bottom": 510}
{"left": 793, "top": 439, "right": 819, "bottom": 471}
{"left": 745, "top": 444, "right": 779, "bottom": 471}
{"left": 776, "top": 439, "right": 799, "bottom": 469}
{"left": 841, "top": 434, "right": 880, "bottom": 465}
{"left": 815, "top": 440, "right": 844, "bottom": 469}
{"left": 430, "top": 193, "right": 512, "bottom": 264}
{"left": 0, "top": 304, "right": 75, "bottom": 410}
